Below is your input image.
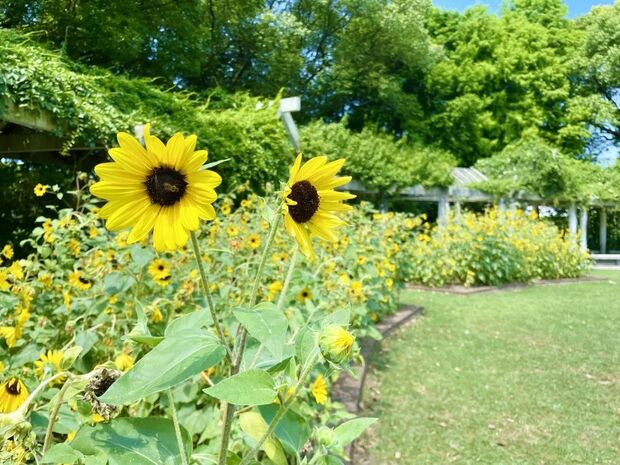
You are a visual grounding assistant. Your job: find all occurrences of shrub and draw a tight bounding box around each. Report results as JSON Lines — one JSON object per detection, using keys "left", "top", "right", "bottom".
{"left": 407, "top": 208, "right": 591, "bottom": 287}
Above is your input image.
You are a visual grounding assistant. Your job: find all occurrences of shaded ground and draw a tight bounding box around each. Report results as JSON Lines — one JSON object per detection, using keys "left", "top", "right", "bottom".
{"left": 360, "top": 270, "right": 620, "bottom": 465}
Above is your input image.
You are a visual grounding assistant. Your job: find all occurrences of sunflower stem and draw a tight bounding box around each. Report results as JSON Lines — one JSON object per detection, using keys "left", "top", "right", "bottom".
{"left": 167, "top": 389, "right": 189, "bottom": 465}
{"left": 42, "top": 375, "right": 73, "bottom": 453}
{"left": 276, "top": 245, "right": 298, "bottom": 311}
{"left": 190, "top": 231, "right": 233, "bottom": 361}
{"left": 217, "top": 211, "right": 282, "bottom": 465}
{"left": 238, "top": 350, "right": 320, "bottom": 465}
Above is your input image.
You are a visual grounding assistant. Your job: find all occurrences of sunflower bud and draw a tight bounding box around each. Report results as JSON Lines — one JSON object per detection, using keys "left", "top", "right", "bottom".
{"left": 317, "top": 426, "right": 334, "bottom": 448}
{"left": 319, "top": 325, "right": 355, "bottom": 364}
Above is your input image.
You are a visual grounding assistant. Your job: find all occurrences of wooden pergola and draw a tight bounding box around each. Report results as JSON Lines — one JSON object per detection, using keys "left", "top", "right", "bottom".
{"left": 345, "top": 167, "right": 618, "bottom": 254}
{"left": 0, "top": 99, "right": 108, "bottom": 169}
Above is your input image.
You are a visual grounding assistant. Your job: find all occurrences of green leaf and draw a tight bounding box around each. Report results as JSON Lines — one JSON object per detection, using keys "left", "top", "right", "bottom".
{"left": 100, "top": 331, "right": 225, "bottom": 405}
{"left": 239, "top": 412, "right": 287, "bottom": 465}
{"left": 325, "top": 309, "right": 350, "bottom": 326}
{"left": 130, "top": 245, "right": 154, "bottom": 268}
{"left": 295, "top": 327, "right": 317, "bottom": 366}
{"left": 71, "top": 417, "right": 192, "bottom": 465}
{"left": 204, "top": 369, "right": 276, "bottom": 406}
{"left": 233, "top": 302, "right": 288, "bottom": 359}
{"left": 41, "top": 443, "right": 83, "bottom": 463}
{"left": 333, "top": 417, "right": 377, "bottom": 447}
{"left": 165, "top": 308, "right": 210, "bottom": 336}
{"left": 259, "top": 404, "right": 311, "bottom": 454}
{"left": 103, "top": 272, "right": 135, "bottom": 295}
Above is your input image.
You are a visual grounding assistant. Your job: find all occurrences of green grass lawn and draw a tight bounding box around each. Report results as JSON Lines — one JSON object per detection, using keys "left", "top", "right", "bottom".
{"left": 363, "top": 271, "right": 620, "bottom": 465}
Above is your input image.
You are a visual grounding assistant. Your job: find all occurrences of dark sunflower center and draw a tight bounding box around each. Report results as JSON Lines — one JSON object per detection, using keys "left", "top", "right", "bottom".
{"left": 6, "top": 380, "right": 20, "bottom": 395}
{"left": 158, "top": 265, "right": 164, "bottom": 271}
{"left": 94, "top": 375, "right": 118, "bottom": 397}
{"left": 288, "top": 180, "right": 319, "bottom": 223}
{"left": 145, "top": 167, "right": 188, "bottom": 206}
{"left": 78, "top": 276, "right": 91, "bottom": 285}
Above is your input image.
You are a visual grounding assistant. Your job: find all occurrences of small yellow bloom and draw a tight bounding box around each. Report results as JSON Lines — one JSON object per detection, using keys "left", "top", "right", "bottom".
{"left": 1, "top": 244, "right": 14, "bottom": 259}
{"left": 221, "top": 204, "right": 232, "bottom": 216}
{"left": 151, "top": 306, "right": 164, "bottom": 323}
{"left": 34, "top": 350, "right": 66, "bottom": 384}
{"left": 69, "top": 271, "right": 92, "bottom": 291}
{"left": 148, "top": 259, "right": 170, "bottom": 280}
{"left": 68, "top": 239, "right": 81, "bottom": 257}
{"left": 9, "top": 261, "right": 23, "bottom": 281}
{"left": 247, "top": 234, "right": 261, "bottom": 250}
{"left": 0, "top": 325, "right": 23, "bottom": 348}
{"left": 310, "top": 374, "right": 328, "bottom": 405}
{"left": 33, "top": 183, "right": 48, "bottom": 197}
{"left": 88, "top": 226, "right": 99, "bottom": 238}
{"left": 0, "top": 378, "right": 29, "bottom": 413}
{"left": 297, "top": 288, "right": 313, "bottom": 303}
{"left": 114, "top": 353, "right": 135, "bottom": 371}
{"left": 63, "top": 291, "right": 72, "bottom": 310}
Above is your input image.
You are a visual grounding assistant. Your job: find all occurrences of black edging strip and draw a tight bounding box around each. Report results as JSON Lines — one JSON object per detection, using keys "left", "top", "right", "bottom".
{"left": 331, "top": 303, "right": 424, "bottom": 464}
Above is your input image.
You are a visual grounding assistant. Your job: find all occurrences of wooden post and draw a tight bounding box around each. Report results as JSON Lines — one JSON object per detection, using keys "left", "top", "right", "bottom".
{"left": 600, "top": 207, "right": 607, "bottom": 254}
{"left": 498, "top": 197, "right": 506, "bottom": 213}
{"left": 579, "top": 206, "right": 588, "bottom": 251}
{"left": 568, "top": 202, "right": 578, "bottom": 240}
{"left": 279, "top": 97, "right": 301, "bottom": 152}
{"left": 438, "top": 190, "right": 449, "bottom": 226}
{"left": 454, "top": 200, "right": 462, "bottom": 218}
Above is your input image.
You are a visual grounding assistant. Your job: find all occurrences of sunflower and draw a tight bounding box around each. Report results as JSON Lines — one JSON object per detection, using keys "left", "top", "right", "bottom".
{"left": 0, "top": 325, "right": 22, "bottom": 348}
{"left": 33, "top": 183, "right": 48, "bottom": 197}
{"left": 34, "top": 350, "right": 66, "bottom": 385}
{"left": 297, "top": 288, "right": 313, "bottom": 303}
{"left": 154, "top": 274, "right": 172, "bottom": 287}
{"left": 148, "top": 258, "right": 170, "bottom": 280}
{"left": 1, "top": 244, "right": 14, "bottom": 259}
{"left": 90, "top": 124, "right": 221, "bottom": 252}
{"left": 283, "top": 155, "right": 355, "bottom": 258}
{"left": 0, "top": 378, "right": 29, "bottom": 413}
{"left": 310, "top": 374, "right": 328, "bottom": 405}
{"left": 247, "top": 233, "right": 261, "bottom": 250}
{"left": 69, "top": 271, "right": 93, "bottom": 291}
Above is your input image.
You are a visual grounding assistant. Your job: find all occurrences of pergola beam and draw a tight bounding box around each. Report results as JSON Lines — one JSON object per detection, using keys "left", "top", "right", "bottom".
{"left": 0, "top": 99, "right": 58, "bottom": 133}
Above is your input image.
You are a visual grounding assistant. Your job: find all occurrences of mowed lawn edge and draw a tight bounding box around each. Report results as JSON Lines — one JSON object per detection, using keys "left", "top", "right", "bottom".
{"left": 361, "top": 270, "right": 620, "bottom": 465}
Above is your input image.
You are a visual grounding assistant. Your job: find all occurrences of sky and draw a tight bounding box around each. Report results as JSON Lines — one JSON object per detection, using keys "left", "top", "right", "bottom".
{"left": 433, "top": 0, "right": 615, "bottom": 17}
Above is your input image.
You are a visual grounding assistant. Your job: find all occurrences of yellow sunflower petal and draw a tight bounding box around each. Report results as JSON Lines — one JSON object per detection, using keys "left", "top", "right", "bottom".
{"left": 108, "top": 148, "right": 151, "bottom": 176}
{"left": 192, "top": 201, "right": 216, "bottom": 221}
{"left": 144, "top": 126, "right": 168, "bottom": 165}
{"left": 289, "top": 154, "right": 303, "bottom": 182}
{"left": 171, "top": 203, "right": 189, "bottom": 247}
{"left": 292, "top": 222, "right": 314, "bottom": 258}
{"left": 315, "top": 175, "right": 352, "bottom": 190}
{"left": 308, "top": 159, "right": 346, "bottom": 185}
{"left": 187, "top": 170, "right": 222, "bottom": 189}
{"left": 90, "top": 181, "right": 145, "bottom": 201}
{"left": 105, "top": 198, "right": 151, "bottom": 231}
{"left": 179, "top": 197, "right": 199, "bottom": 231}
{"left": 296, "top": 156, "right": 328, "bottom": 181}
{"left": 317, "top": 190, "right": 356, "bottom": 201}
{"left": 127, "top": 204, "right": 161, "bottom": 244}
{"left": 186, "top": 185, "right": 218, "bottom": 203}
{"left": 183, "top": 150, "right": 209, "bottom": 174}
{"left": 117, "top": 132, "right": 158, "bottom": 169}
{"left": 166, "top": 133, "right": 186, "bottom": 169}
{"left": 94, "top": 163, "right": 144, "bottom": 183}
{"left": 307, "top": 221, "right": 338, "bottom": 242}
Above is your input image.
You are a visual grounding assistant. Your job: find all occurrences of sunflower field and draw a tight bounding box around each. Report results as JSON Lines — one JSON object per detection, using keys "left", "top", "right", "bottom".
{"left": 407, "top": 208, "right": 591, "bottom": 287}
{"left": 0, "top": 127, "right": 422, "bottom": 465}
